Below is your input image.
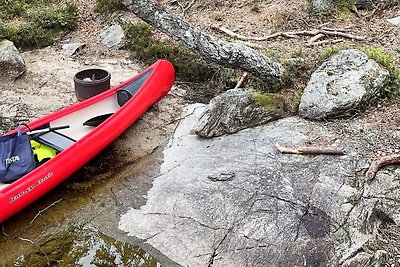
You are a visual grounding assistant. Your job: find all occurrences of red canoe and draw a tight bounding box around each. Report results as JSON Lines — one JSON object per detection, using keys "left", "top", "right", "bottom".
{"left": 0, "top": 60, "right": 174, "bottom": 223}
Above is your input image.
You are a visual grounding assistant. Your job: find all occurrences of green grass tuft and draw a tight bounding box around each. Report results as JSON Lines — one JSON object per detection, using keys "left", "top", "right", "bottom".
{"left": 360, "top": 47, "right": 400, "bottom": 98}
{"left": 0, "top": 0, "right": 78, "bottom": 48}
{"left": 94, "top": 0, "right": 126, "bottom": 14}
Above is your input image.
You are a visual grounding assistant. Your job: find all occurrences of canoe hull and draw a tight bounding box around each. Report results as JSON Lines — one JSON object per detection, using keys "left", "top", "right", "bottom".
{"left": 0, "top": 60, "right": 174, "bottom": 223}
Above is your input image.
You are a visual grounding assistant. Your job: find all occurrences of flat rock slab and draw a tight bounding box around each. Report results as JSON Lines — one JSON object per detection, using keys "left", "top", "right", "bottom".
{"left": 120, "top": 105, "right": 366, "bottom": 266}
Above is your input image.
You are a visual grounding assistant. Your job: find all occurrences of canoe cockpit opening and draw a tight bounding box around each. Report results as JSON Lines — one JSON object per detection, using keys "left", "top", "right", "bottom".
{"left": 117, "top": 68, "right": 153, "bottom": 106}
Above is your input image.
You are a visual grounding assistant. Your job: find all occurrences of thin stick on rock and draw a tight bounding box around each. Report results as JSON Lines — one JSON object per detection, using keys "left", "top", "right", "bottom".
{"left": 275, "top": 143, "right": 346, "bottom": 155}
{"left": 29, "top": 198, "right": 63, "bottom": 225}
{"left": 366, "top": 154, "right": 400, "bottom": 180}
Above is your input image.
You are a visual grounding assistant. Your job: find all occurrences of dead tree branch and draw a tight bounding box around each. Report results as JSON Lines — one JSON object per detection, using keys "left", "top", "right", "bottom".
{"left": 122, "top": 0, "right": 284, "bottom": 84}
{"left": 366, "top": 154, "right": 400, "bottom": 180}
{"left": 275, "top": 144, "right": 346, "bottom": 155}
{"left": 234, "top": 72, "right": 248, "bottom": 89}
{"left": 306, "top": 39, "right": 344, "bottom": 47}
{"left": 213, "top": 25, "right": 365, "bottom": 43}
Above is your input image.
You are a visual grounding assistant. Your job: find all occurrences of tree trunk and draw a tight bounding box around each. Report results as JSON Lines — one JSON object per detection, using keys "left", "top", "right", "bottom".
{"left": 122, "top": 0, "right": 284, "bottom": 84}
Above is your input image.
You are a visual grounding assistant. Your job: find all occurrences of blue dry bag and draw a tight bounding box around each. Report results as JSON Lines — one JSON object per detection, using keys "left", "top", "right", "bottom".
{"left": 0, "top": 127, "right": 36, "bottom": 183}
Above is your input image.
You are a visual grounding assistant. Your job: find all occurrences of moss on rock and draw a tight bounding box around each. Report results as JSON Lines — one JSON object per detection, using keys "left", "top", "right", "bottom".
{"left": 251, "top": 91, "right": 286, "bottom": 111}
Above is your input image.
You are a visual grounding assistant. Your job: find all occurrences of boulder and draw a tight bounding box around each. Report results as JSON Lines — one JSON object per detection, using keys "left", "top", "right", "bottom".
{"left": 299, "top": 49, "right": 389, "bottom": 120}
{"left": 342, "top": 252, "right": 373, "bottom": 267}
{"left": 192, "top": 88, "right": 286, "bottom": 138}
{"left": 98, "top": 25, "right": 125, "bottom": 48}
{"left": 0, "top": 40, "right": 26, "bottom": 80}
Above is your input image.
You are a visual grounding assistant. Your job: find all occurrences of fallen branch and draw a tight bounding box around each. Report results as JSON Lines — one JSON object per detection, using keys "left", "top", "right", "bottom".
{"left": 234, "top": 72, "right": 248, "bottom": 89}
{"left": 306, "top": 33, "right": 325, "bottom": 45}
{"left": 366, "top": 154, "right": 400, "bottom": 180}
{"left": 275, "top": 143, "right": 346, "bottom": 155}
{"left": 236, "top": 40, "right": 265, "bottom": 49}
{"left": 320, "top": 27, "right": 350, "bottom": 32}
{"left": 213, "top": 25, "right": 365, "bottom": 42}
{"left": 306, "top": 39, "right": 344, "bottom": 47}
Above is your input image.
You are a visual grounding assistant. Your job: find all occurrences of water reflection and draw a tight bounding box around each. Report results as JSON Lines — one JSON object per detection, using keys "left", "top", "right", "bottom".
{"left": 14, "top": 225, "right": 160, "bottom": 267}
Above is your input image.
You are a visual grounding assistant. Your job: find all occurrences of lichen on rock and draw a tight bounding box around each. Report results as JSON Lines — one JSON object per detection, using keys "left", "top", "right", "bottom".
{"left": 298, "top": 49, "right": 389, "bottom": 120}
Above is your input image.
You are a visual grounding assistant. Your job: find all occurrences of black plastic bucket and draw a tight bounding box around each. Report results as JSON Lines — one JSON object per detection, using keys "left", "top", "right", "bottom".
{"left": 74, "top": 69, "right": 111, "bottom": 101}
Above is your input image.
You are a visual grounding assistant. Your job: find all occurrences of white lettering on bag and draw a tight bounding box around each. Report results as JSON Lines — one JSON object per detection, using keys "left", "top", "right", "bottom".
{"left": 5, "top": 156, "right": 20, "bottom": 165}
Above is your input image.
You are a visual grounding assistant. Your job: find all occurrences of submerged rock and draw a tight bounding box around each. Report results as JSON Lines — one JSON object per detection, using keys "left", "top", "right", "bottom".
{"left": 299, "top": 49, "right": 389, "bottom": 120}
{"left": 0, "top": 40, "right": 26, "bottom": 80}
{"left": 192, "top": 89, "right": 286, "bottom": 137}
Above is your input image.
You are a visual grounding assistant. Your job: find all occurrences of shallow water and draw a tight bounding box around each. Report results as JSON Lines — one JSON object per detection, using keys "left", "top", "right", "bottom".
{"left": 13, "top": 225, "right": 161, "bottom": 267}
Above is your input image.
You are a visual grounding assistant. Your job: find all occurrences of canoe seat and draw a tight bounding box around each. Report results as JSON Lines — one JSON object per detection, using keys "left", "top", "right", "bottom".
{"left": 32, "top": 131, "right": 76, "bottom": 152}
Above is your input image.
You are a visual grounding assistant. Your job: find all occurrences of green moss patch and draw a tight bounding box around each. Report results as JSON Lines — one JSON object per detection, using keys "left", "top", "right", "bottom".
{"left": 94, "top": 0, "right": 126, "bottom": 14}
{"left": 0, "top": 0, "right": 78, "bottom": 48}
{"left": 252, "top": 91, "right": 286, "bottom": 111}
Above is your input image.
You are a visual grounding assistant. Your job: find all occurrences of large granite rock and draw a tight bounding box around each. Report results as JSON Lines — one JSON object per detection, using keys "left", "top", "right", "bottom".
{"left": 119, "top": 104, "right": 400, "bottom": 266}
{"left": 0, "top": 40, "right": 26, "bottom": 80}
{"left": 299, "top": 49, "right": 389, "bottom": 120}
{"left": 192, "top": 89, "right": 286, "bottom": 137}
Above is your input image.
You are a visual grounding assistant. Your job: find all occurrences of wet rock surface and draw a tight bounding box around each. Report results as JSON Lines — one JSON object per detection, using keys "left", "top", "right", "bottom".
{"left": 299, "top": 49, "right": 389, "bottom": 120}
